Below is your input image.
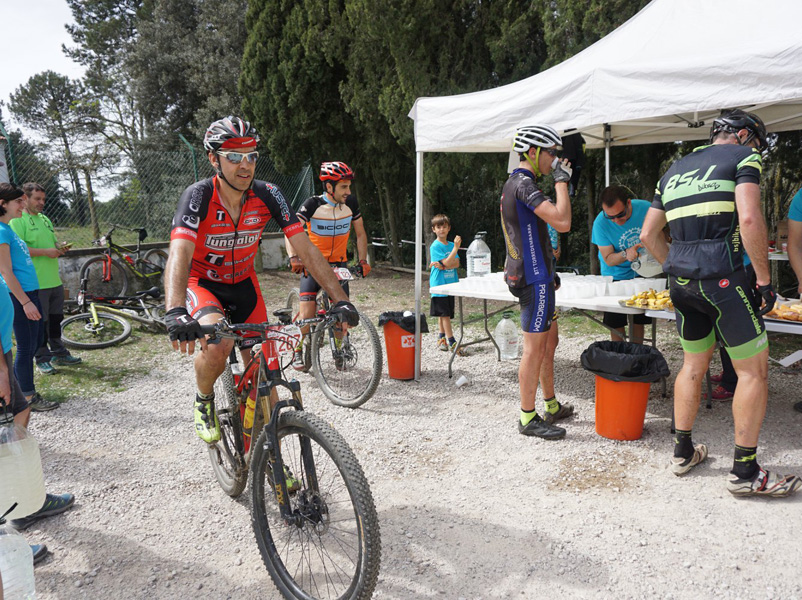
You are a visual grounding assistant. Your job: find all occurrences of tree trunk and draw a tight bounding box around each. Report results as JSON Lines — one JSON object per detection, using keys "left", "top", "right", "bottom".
{"left": 60, "top": 132, "right": 87, "bottom": 226}
{"left": 83, "top": 169, "right": 100, "bottom": 240}
{"left": 382, "top": 186, "right": 402, "bottom": 266}
{"left": 587, "top": 155, "right": 600, "bottom": 275}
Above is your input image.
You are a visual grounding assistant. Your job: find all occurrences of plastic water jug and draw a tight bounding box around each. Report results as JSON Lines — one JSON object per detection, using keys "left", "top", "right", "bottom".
{"left": 466, "top": 232, "right": 491, "bottom": 277}
{"left": 0, "top": 412, "right": 46, "bottom": 521}
{"left": 0, "top": 508, "right": 37, "bottom": 599}
{"left": 494, "top": 311, "right": 519, "bottom": 360}
{"left": 631, "top": 248, "right": 664, "bottom": 278}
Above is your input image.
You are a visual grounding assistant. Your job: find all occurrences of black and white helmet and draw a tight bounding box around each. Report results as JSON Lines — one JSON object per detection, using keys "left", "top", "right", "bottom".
{"left": 512, "top": 125, "right": 563, "bottom": 154}
{"left": 203, "top": 116, "right": 260, "bottom": 153}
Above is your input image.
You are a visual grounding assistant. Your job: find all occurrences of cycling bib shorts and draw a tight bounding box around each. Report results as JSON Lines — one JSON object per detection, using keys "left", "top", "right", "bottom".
{"left": 669, "top": 269, "right": 767, "bottom": 360}
{"left": 299, "top": 261, "right": 350, "bottom": 302}
{"left": 509, "top": 281, "right": 554, "bottom": 334}
{"left": 186, "top": 274, "right": 267, "bottom": 347}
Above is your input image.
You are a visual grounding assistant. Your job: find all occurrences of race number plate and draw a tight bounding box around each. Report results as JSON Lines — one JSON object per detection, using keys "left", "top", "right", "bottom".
{"left": 333, "top": 267, "right": 354, "bottom": 281}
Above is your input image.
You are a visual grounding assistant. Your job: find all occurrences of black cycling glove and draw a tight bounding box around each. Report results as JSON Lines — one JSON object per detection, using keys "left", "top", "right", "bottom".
{"left": 756, "top": 283, "right": 777, "bottom": 316}
{"left": 164, "top": 307, "right": 204, "bottom": 342}
{"left": 330, "top": 301, "right": 360, "bottom": 327}
{"left": 552, "top": 161, "right": 573, "bottom": 184}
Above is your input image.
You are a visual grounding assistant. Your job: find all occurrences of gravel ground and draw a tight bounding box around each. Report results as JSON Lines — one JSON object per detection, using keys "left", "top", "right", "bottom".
{"left": 22, "top": 268, "right": 802, "bottom": 599}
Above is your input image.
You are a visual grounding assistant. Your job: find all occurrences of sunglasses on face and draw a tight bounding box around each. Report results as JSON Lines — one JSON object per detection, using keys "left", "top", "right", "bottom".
{"left": 543, "top": 147, "right": 562, "bottom": 158}
{"left": 604, "top": 206, "right": 628, "bottom": 220}
{"left": 218, "top": 150, "right": 259, "bottom": 164}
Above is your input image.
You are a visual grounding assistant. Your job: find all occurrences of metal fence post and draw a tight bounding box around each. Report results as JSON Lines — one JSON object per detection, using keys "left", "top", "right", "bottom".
{"left": 178, "top": 134, "right": 199, "bottom": 182}
{"left": 0, "top": 122, "right": 18, "bottom": 183}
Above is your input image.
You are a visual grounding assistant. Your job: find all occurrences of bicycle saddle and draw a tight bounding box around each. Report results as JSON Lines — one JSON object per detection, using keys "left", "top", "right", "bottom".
{"left": 272, "top": 307, "right": 293, "bottom": 324}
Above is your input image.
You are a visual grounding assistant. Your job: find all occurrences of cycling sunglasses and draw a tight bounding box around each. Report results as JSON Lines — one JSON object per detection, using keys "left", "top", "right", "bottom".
{"left": 218, "top": 150, "right": 259, "bottom": 164}
{"left": 542, "top": 146, "right": 562, "bottom": 158}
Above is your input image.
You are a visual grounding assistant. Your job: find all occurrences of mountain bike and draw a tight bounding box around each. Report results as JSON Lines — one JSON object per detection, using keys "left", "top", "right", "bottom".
{"left": 79, "top": 223, "right": 168, "bottom": 297}
{"left": 286, "top": 265, "right": 382, "bottom": 408}
{"left": 61, "top": 278, "right": 165, "bottom": 349}
{"left": 200, "top": 310, "right": 381, "bottom": 600}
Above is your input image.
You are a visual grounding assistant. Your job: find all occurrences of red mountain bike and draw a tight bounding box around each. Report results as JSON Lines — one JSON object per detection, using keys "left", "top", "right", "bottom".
{"left": 201, "top": 307, "right": 381, "bottom": 600}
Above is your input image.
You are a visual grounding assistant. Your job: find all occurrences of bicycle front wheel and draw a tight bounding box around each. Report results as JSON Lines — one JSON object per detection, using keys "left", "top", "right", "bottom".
{"left": 61, "top": 312, "right": 132, "bottom": 349}
{"left": 311, "top": 310, "right": 382, "bottom": 408}
{"left": 79, "top": 256, "right": 129, "bottom": 297}
{"left": 208, "top": 363, "right": 248, "bottom": 497}
{"left": 250, "top": 410, "right": 381, "bottom": 600}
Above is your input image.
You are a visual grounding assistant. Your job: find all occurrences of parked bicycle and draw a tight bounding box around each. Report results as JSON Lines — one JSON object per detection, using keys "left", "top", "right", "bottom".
{"left": 201, "top": 310, "right": 381, "bottom": 600}
{"left": 286, "top": 265, "right": 382, "bottom": 408}
{"left": 61, "top": 278, "right": 166, "bottom": 349}
{"left": 79, "top": 223, "right": 169, "bottom": 297}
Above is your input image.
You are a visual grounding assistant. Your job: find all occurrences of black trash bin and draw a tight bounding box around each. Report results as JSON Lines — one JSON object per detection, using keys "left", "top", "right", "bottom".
{"left": 378, "top": 312, "right": 428, "bottom": 380}
{"left": 580, "top": 341, "right": 670, "bottom": 440}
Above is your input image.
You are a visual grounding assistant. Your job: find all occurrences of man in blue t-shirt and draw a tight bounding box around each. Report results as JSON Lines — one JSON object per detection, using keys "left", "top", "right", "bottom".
{"left": 788, "top": 188, "right": 802, "bottom": 298}
{"left": 591, "top": 185, "right": 652, "bottom": 343}
{"left": 429, "top": 214, "right": 461, "bottom": 352}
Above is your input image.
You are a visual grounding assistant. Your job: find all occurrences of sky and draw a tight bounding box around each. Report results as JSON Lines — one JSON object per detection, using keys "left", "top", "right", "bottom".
{"left": 0, "top": 0, "right": 86, "bottom": 132}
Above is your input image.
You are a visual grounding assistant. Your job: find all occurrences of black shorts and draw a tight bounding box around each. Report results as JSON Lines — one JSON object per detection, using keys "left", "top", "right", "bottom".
{"left": 3, "top": 350, "right": 30, "bottom": 416}
{"left": 509, "top": 281, "right": 554, "bottom": 333}
{"left": 669, "top": 269, "right": 766, "bottom": 360}
{"left": 603, "top": 311, "right": 653, "bottom": 329}
{"left": 430, "top": 296, "right": 455, "bottom": 318}
{"left": 186, "top": 275, "right": 266, "bottom": 347}
{"left": 299, "top": 261, "right": 349, "bottom": 302}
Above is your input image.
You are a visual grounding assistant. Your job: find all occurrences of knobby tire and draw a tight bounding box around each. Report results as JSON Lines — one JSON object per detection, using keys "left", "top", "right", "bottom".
{"left": 61, "top": 312, "right": 132, "bottom": 349}
{"left": 208, "top": 363, "right": 248, "bottom": 497}
{"left": 79, "top": 256, "right": 129, "bottom": 297}
{"left": 310, "top": 309, "right": 382, "bottom": 408}
{"left": 250, "top": 410, "right": 380, "bottom": 600}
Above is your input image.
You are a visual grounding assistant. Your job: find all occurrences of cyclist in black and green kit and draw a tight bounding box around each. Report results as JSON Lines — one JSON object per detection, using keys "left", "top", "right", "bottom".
{"left": 641, "top": 109, "right": 800, "bottom": 498}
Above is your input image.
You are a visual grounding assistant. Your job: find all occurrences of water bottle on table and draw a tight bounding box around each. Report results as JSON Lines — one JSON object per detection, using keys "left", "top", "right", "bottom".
{"left": 466, "top": 232, "right": 491, "bottom": 277}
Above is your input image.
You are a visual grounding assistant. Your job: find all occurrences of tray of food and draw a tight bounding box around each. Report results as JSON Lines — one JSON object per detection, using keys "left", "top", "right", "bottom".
{"left": 619, "top": 289, "right": 674, "bottom": 311}
{"left": 763, "top": 300, "right": 802, "bottom": 323}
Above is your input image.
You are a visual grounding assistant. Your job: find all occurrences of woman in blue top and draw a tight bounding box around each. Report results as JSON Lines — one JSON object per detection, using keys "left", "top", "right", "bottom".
{"left": 0, "top": 183, "right": 57, "bottom": 411}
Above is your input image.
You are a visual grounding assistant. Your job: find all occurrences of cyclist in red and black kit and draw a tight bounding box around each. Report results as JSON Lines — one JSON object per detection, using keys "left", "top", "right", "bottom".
{"left": 284, "top": 161, "right": 370, "bottom": 371}
{"left": 163, "top": 116, "right": 359, "bottom": 444}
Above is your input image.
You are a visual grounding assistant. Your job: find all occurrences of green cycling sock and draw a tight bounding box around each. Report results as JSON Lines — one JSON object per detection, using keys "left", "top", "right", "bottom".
{"left": 520, "top": 409, "right": 538, "bottom": 426}
{"left": 544, "top": 396, "right": 559, "bottom": 414}
{"left": 732, "top": 445, "right": 758, "bottom": 480}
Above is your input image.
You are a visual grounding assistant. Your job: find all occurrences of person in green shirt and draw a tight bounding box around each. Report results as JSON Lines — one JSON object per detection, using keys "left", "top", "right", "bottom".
{"left": 10, "top": 183, "right": 81, "bottom": 374}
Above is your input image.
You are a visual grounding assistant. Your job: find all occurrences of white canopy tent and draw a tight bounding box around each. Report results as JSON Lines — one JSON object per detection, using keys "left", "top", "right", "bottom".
{"left": 407, "top": 0, "right": 802, "bottom": 378}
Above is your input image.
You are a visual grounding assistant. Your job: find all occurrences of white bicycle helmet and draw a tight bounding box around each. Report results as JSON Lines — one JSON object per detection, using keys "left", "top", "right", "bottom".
{"left": 512, "top": 125, "right": 563, "bottom": 153}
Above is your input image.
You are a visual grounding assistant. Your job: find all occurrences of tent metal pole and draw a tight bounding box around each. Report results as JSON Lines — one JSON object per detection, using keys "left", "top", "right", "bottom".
{"left": 414, "top": 151, "right": 424, "bottom": 380}
{"left": 604, "top": 123, "right": 611, "bottom": 186}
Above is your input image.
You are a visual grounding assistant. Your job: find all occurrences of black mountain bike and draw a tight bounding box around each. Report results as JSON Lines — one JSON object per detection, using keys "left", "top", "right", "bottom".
{"left": 201, "top": 309, "right": 381, "bottom": 600}
{"left": 79, "top": 223, "right": 168, "bottom": 297}
{"left": 286, "top": 265, "right": 382, "bottom": 408}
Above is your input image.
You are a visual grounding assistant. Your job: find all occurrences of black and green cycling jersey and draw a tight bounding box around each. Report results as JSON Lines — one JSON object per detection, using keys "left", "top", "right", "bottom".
{"left": 652, "top": 143, "right": 762, "bottom": 280}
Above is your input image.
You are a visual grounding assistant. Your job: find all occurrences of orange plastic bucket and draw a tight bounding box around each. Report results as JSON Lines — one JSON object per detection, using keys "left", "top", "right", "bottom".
{"left": 382, "top": 321, "right": 416, "bottom": 380}
{"left": 594, "top": 375, "right": 651, "bottom": 440}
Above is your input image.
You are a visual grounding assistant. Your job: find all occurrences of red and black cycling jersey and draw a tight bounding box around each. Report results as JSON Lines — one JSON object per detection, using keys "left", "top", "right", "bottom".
{"left": 296, "top": 194, "right": 361, "bottom": 263}
{"left": 171, "top": 176, "right": 304, "bottom": 283}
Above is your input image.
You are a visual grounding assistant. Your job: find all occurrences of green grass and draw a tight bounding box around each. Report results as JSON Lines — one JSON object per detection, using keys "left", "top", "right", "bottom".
{"left": 25, "top": 328, "right": 166, "bottom": 405}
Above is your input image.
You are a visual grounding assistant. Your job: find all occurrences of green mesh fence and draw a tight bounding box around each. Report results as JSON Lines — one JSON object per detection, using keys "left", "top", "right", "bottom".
{"left": 2, "top": 140, "right": 314, "bottom": 249}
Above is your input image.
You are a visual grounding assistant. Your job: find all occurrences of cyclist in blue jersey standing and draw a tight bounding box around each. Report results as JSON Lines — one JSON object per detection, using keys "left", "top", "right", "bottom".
{"left": 500, "top": 125, "right": 574, "bottom": 440}
{"left": 641, "top": 109, "right": 800, "bottom": 497}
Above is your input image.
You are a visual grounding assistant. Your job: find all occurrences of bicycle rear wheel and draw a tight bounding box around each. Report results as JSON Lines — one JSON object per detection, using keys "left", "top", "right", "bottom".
{"left": 80, "top": 256, "right": 129, "bottom": 297}
{"left": 142, "top": 249, "right": 168, "bottom": 290}
{"left": 208, "top": 363, "right": 248, "bottom": 497}
{"left": 61, "top": 312, "right": 132, "bottom": 349}
{"left": 250, "top": 410, "right": 381, "bottom": 600}
{"left": 311, "top": 310, "right": 382, "bottom": 408}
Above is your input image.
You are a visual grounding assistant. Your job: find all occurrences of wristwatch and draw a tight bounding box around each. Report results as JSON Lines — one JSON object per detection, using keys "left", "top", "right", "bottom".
{"left": 620, "top": 249, "right": 627, "bottom": 259}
